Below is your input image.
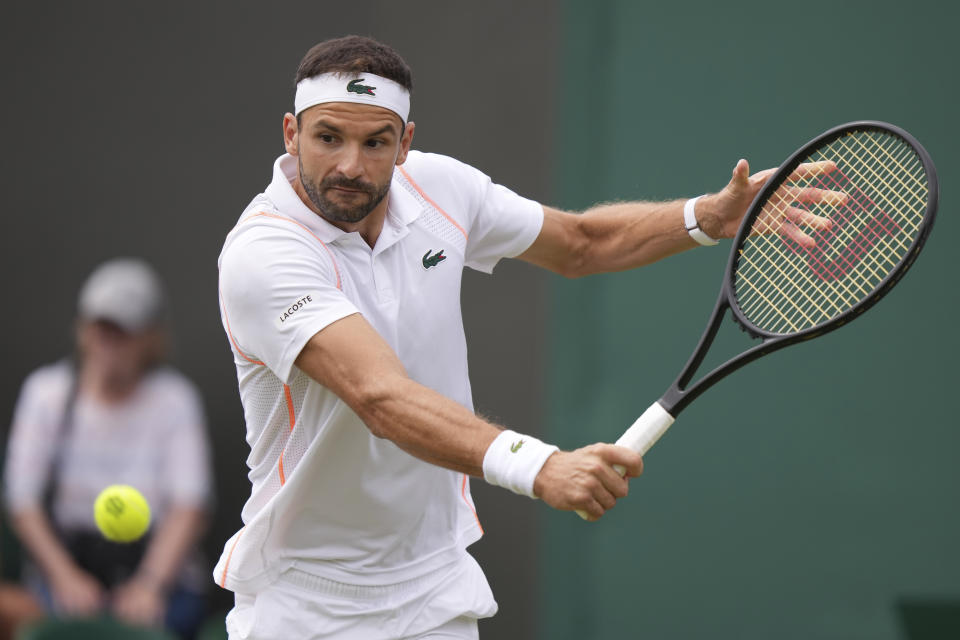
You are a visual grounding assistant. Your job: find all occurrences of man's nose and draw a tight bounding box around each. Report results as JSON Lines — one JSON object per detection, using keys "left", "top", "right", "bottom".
{"left": 335, "top": 143, "right": 364, "bottom": 179}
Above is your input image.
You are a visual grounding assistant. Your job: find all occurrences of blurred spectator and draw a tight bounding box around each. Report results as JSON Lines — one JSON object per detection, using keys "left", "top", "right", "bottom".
{"left": 3, "top": 258, "right": 212, "bottom": 639}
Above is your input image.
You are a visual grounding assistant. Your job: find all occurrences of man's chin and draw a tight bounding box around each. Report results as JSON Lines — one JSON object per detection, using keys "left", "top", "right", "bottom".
{"left": 317, "top": 204, "right": 373, "bottom": 225}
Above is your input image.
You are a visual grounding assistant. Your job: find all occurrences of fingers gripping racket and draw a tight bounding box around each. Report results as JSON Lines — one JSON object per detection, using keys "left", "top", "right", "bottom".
{"left": 580, "top": 121, "right": 938, "bottom": 519}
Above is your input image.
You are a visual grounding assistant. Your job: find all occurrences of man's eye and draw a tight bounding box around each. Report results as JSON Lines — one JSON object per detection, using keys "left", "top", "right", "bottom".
{"left": 366, "top": 139, "right": 384, "bottom": 148}
{"left": 318, "top": 134, "right": 336, "bottom": 143}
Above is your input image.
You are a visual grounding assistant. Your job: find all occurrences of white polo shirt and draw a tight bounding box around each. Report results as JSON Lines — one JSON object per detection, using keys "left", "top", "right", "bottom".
{"left": 215, "top": 150, "right": 543, "bottom": 597}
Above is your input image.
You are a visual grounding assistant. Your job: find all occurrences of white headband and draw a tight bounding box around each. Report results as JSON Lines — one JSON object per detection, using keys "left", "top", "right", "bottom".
{"left": 294, "top": 72, "right": 410, "bottom": 123}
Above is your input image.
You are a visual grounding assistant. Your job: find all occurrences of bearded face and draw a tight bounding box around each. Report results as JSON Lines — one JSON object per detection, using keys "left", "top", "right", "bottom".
{"left": 289, "top": 103, "right": 411, "bottom": 228}
{"left": 298, "top": 154, "right": 392, "bottom": 224}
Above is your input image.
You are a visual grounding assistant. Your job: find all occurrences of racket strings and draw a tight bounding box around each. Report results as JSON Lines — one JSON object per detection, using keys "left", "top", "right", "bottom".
{"left": 739, "top": 174, "right": 875, "bottom": 327}
{"left": 747, "top": 169, "right": 880, "bottom": 306}
{"left": 738, "top": 134, "right": 924, "bottom": 330}
{"left": 738, "top": 158, "right": 914, "bottom": 330}
{"left": 733, "top": 129, "right": 928, "bottom": 334}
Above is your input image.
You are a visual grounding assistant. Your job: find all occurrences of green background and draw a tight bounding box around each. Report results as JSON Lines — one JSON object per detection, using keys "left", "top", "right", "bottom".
{"left": 542, "top": 1, "right": 959, "bottom": 639}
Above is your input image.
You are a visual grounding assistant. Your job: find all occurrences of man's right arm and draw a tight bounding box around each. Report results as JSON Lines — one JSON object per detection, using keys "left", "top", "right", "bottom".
{"left": 294, "top": 312, "right": 642, "bottom": 520}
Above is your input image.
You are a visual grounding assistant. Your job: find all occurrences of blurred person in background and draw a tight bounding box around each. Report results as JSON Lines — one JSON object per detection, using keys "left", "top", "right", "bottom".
{"left": 3, "top": 257, "right": 213, "bottom": 639}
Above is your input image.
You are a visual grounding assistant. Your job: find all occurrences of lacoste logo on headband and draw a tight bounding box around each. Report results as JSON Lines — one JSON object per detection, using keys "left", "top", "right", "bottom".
{"left": 296, "top": 72, "right": 409, "bottom": 121}
{"left": 347, "top": 79, "right": 376, "bottom": 96}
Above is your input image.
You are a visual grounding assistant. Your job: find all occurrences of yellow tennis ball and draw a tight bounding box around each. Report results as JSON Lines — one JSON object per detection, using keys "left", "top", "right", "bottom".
{"left": 93, "top": 485, "right": 151, "bottom": 543}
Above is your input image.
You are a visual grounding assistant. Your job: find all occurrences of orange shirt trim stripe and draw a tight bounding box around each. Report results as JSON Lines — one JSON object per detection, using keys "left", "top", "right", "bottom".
{"left": 245, "top": 211, "right": 343, "bottom": 290}
{"left": 461, "top": 473, "right": 483, "bottom": 534}
{"left": 398, "top": 166, "right": 469, "bottom": 242}
{"left": 277, "top": 384, "right": 296, "bottom": 486}
{"left": 218, "top": 290, "right": 265, "bottom": 366}
{"left": 219, "top": 527, "right": 246, "bottom": 588}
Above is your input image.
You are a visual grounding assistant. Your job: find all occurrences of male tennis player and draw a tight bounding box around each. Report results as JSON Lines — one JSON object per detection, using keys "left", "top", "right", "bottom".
{"left": 216, "top": 35, "right": 833, "bottom": 640}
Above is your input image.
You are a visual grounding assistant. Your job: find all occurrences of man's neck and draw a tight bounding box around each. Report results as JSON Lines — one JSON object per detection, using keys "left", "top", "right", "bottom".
{"left": 292, "top": 177, "right": 387, "bottom": 249}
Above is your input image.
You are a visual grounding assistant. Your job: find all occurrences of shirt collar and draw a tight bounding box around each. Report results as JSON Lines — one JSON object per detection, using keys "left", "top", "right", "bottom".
{"left": 264, "top": 154, "right": 423, "bottom": 246}
{"left": 264, "top": 154, "right": 344, "bottom": 243}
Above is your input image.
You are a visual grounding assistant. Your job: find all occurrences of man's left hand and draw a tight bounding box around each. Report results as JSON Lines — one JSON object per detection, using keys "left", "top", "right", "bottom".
{"left": 696, "top": 159, "right": 844, "bottom": 244}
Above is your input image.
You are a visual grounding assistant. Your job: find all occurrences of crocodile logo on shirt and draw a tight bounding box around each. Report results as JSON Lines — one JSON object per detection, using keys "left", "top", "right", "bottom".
{"left": 347, "top": 79, "right": 376, "bottom": 96}
{"left": 422, "top": 249, "right": 447, "bottom": 269}
{"left": 510, "top": 440, "right": 525, "bottom": 453}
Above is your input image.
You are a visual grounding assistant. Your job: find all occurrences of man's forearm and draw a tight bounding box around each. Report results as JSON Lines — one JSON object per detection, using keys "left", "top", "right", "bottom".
{"left": 349, "top": 374, "right": 501, "bottom": 477}
{"left": 523, "top": 198, "right": 707, "bottom": 278}
{"left": 574, "top": 198, "right": 698, "bottom": 274}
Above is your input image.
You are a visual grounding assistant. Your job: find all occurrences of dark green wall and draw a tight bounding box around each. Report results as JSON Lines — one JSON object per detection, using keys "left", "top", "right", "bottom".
{"left": 543, "top": 1, "right": 959, "bottom": 639}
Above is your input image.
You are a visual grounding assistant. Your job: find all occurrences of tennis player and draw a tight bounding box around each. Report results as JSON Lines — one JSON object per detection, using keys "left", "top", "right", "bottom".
{"left": 216, "top": 35, "right": 833, "bottom": 640}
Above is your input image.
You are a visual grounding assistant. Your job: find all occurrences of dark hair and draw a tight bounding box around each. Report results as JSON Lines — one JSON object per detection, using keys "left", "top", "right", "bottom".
{"left": 295, "top": 35, "right": 413, "bottom": 92}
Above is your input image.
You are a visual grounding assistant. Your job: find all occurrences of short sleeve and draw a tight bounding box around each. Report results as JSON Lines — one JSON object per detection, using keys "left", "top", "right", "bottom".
{"left": 463, "top": 171, "right": 544, "bottom": 274}
{"left": 219, "top": 223, "right": 359, "bottom": 384}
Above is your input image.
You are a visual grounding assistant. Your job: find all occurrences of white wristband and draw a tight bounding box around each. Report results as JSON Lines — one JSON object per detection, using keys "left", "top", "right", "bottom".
{"left": 684, "top": 195, "right": 719, "bottom": 246}
{"left": 482, "top": 430, "right": 558, "bottom": 499}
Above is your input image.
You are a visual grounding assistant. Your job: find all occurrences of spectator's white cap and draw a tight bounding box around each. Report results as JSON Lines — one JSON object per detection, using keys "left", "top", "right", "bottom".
{"left": 78, "top": 258, "right": 165, "bottom": 332}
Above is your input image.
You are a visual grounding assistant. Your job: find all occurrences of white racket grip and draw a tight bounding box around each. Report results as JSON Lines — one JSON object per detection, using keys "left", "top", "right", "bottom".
{"left": 615, "top": 401, "right": 676, "bottom": 457}
{"left": 576, "top": 402, "right": 675, "bottom": 520}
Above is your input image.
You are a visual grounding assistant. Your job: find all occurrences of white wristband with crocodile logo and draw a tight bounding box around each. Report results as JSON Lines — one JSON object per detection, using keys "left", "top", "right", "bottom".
{"left": 482, "top": 430, "right": 559, "bottom": 499}
{"left": 684, "top": 195, "right": 719, "bottom": 246}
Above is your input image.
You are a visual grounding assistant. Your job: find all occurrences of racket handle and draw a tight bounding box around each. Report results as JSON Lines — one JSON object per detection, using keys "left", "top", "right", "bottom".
{"left": 614, "top": 401, "right": 676, "bottom": 456}
{"left": 576, "top": 402, "right": 675, "bottom": 521}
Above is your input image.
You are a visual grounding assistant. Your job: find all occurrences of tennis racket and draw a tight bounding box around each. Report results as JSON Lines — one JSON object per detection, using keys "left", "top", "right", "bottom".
{"left": 578, "top": 121, "right": 938, "bottom": 519}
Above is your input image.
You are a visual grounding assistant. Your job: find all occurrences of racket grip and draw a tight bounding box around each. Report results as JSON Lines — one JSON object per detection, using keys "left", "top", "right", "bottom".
{"left": 576, "top": 402, "right": 675, "bottom": 521}
{"left": 614, "top": 401, "right": 676, "bottom": 456}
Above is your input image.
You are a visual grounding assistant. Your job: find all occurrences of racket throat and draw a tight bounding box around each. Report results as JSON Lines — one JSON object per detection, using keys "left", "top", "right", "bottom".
{"left": 661, "top": 296, "right": 780, "bottom": 415}
{"left": 662, "top": 295, "right": 730, "bottom": 415}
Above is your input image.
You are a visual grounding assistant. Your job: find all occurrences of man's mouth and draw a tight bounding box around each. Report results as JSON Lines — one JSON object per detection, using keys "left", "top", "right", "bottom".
{"left": 327, "top": 185, "right": 368, "bottom": 196}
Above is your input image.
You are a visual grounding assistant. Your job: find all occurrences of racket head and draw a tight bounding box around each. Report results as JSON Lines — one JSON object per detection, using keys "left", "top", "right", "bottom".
{"left": 725, "top": 121, "right": 938, "bottom": 340}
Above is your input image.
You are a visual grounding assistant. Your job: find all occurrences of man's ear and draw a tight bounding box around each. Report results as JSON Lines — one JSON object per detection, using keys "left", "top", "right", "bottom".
{"left": 283, "top": 112, "right": 299, "bottom": 156}
{"left": 396, "top": 121, "right": 415, "bottom": 166}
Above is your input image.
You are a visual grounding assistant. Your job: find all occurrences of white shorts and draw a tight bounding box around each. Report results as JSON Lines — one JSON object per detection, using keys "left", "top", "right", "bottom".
{"left": 225, "top": 553, "right": 496, "bottom": 640}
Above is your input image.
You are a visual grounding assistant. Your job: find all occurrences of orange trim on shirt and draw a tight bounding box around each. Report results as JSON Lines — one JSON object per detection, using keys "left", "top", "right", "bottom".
{"left": 277, "top": 384, "right": 297, "bottom": 486}
{"left": 398, "top": 166, "right": 469, "bottom": 242}
{"left": 218, "top": 290, "right": 265, "bottom": 366}
{"left": 221, "top": 208, "right": 345, "bottom": 368}
{"left": 283, "top": 384, "right": 296, "bottom": 428}
{"left": 244, "top": 211, "right": 343, "bottom": 290}
{"left": 219, "top": 527, "right": 246, "bottom": 588}
{"left": 461, "top": 474, "right": 483, "bottom": 534}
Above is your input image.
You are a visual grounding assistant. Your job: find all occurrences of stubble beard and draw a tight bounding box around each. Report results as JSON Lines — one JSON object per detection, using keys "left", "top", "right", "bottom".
{"left": 299, "top": 156, "right": 391, "bottom": 225}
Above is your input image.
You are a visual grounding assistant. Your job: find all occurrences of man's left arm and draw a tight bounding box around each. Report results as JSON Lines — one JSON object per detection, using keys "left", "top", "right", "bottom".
{"left": 519, "top": 159, "right": 830, "bottom": 276}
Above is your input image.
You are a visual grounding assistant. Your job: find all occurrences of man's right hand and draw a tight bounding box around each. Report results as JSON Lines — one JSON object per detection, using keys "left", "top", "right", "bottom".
{"left": 50, "top": 565, "right": 104, "bottom": 617}
{"left": 533, "top": 444, "right": 643, "bottom": 520}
